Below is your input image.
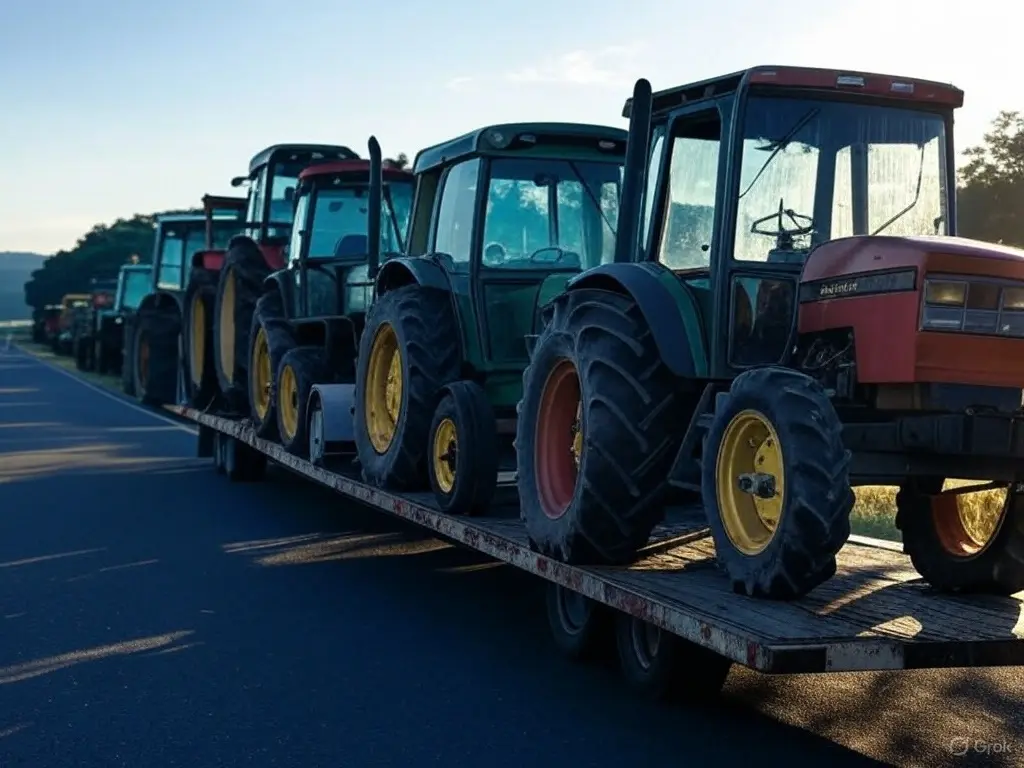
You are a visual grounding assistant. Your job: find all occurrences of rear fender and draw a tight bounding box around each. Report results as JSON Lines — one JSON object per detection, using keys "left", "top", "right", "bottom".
{"left": 192, "top": 249, "right": 227, "bottom": 272}
{"left": 263, "top": 269, "right": 295, "bottom": 320}
{"left": 374, "top": 256, "right": 450, "bottom": 296}
{"left": 566, "top": 263, "right": 707, "bottom": 378}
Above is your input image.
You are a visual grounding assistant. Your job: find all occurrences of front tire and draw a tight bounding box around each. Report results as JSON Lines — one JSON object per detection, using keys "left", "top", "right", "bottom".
{"left": 897, "top": 480, "right": 1024, "bottom": 595}
{"left": 276, "top": 346, "right": 328, "bottom": 458}
{"left": 426, "top": 381, "right": 498, "bottom": 515}
{"left": 248, "top": 291, "right": 295, "bottom": 439}
{"left": 517, "top": 288, "right": 690, "bottom": 564}
{"left": 133, "top": 308, "right": 180, "bottom": 406}
{"left": 701, "top": 366, "right": 853, "bottom": 599}
{"left": 183, "top": 265, "right": 220, "bottom": 409}
{"left": 353, "top": 285, "right": 460, "bottom": 490}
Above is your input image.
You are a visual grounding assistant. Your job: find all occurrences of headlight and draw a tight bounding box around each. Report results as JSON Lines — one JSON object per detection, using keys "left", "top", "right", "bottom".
{"left": 921, "top": 276, "right": 1024, "bottom": 336}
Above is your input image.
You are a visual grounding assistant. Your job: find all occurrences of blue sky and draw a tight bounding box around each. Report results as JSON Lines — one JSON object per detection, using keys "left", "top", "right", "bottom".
{"left": 0, "top": 0, "right": 1017, "bottom": 254}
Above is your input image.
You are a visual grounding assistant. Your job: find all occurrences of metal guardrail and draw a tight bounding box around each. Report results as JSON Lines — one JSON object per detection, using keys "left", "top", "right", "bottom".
{"left": 0, "top": 320, "right": 31, "bottom": 328}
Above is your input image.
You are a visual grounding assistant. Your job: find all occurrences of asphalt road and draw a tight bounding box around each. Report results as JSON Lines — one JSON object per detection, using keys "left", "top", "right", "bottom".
{"left": 0, "top": 348, "right": 1021, "bottom": 768}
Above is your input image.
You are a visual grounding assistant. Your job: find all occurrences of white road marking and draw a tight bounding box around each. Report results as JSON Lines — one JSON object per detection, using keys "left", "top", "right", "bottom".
{"left": 10, "top": 346, "right": 197, "bottom": 435}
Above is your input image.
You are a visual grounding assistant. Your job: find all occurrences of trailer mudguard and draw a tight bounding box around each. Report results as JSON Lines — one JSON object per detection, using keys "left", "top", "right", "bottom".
{"left": 310, "top": 383, "right": 356, "bottom": 443}
{"left": 375, "top": 256, "right": 450, "bottom": 295}
{"left": 566, "top": 262, "right": 708, "bottom": 378}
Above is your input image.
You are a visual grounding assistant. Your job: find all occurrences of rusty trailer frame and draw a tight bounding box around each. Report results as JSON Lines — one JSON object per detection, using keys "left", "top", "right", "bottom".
{"left": 167, "top": 404, "right": 1024, "bottom": 676}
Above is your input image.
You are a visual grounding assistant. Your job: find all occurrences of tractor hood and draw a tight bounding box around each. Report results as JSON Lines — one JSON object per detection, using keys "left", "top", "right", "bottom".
{"left": 802, "top": 235, "right": 1024, "bottom": 285}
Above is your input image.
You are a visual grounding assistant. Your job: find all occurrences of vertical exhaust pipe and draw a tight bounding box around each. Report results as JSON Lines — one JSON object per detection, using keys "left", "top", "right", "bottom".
{"left": 613, "top": 78, "right": 653, "bottom": 264}
{"left": 367, "top": 135, "right": 382, "bottom": 279}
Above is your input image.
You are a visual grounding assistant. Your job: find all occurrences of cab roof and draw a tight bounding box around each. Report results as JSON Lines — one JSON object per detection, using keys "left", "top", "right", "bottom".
{"left": 247, "top": 144, "right": 359, "bottom": 175}
{"left": 299, "top": 160, "right": 415, "bottom": 183}
{"left": 413, "top": 122, "right": 628, "bottom": 174}
{"left": 622, "top": 65, "right": 964, "bottom": 119}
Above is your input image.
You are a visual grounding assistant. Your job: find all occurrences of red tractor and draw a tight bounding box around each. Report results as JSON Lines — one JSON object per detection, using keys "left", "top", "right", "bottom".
{"left": 517, "top": 66, "right": 1024, "bottom": 600}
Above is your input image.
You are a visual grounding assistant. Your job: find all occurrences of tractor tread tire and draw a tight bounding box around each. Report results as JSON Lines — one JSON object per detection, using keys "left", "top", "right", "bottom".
{"left": 213, "top": 238, "right": 272, "bottom": 413}
{"left": 354, "top": 285, "right": 461, "bottom": 491}
{"left": 701, "top": 366, "right": 853, "bottom": 600}
{"left": 183, "top": 265, "right": 221, "bottom": 409}
{"left": 277, "top": 345, "right": 329, "bottom": 458}
{"left": 517, "top": 288, "right": 693, "bottom": 564}
{"left": 134, "top": 307, "right": 181, "bottom": 407}
{"left": 897, "top": 482, "right": 1024, "bottom": 595}
{"left": 249, "top": 290, "right": 295, "bottom": 440}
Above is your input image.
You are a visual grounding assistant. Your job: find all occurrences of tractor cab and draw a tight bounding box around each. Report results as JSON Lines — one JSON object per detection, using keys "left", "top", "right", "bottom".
{"left": 114, "top": 264, "right": 154, "bottom": 313}
{"left": 285, "top": 159, "right": 414, "bottom": 326}
{"left": 384, "top": 123, "right": 626, "bottom": 387}
{"left": 230, "top": 144, "right": 360, "bottom": 271}
{"left": 152, "top": 210, "right": 246, "bottom": 295}
{"left": 618, "top": 66, "right": 962, "bottom": 380}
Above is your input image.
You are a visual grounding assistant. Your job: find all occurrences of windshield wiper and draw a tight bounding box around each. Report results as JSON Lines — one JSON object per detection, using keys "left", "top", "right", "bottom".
{"left": 870, "top": 144, "right": 926, "bottom": 236}
{"left": 738, "top": 108, "right": 820, "bottom": 200}
{"left": 566, "top": 160, "right": 617, "bottom": 236}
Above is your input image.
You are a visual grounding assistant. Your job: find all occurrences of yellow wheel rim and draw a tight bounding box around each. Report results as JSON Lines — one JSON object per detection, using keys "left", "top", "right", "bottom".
{"left": 278, "top": 363, "right": 299, "bottom": 440}
{"left": 251, "top": 326, "right": 272, "bottom": 420}
{"left": 189, "top": 294, "right": 205, "bottom": 387}
{"left": 571, "top": 400, "right": 583, "bottom": 469}
{"left": 364, "top": 323, "right": 402, "bottom": 454}
{"left": 714, "top": 409, "right": 785, "bottom": 556}
{"left": 218, "top": 268, "right": 235, "bottom": 382}
{"left": 433, "top": 417, "right": 458, "bottom": 493}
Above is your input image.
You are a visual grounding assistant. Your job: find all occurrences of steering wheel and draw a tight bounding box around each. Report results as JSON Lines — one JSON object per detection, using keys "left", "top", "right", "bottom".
{"left": 528, "top": 246, "right": 574, "bottom": 264}
{"left": 483, "top": 241, "right": 507, "bottom": 265}
{"left": 750, "top": 198, "right": 814, "bottom": 249}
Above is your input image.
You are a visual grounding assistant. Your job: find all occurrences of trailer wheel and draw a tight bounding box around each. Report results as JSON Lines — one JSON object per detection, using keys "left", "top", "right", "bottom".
{"left": 702, "top": 367, "right": 853, "bottom": 599}
{"left": 248, "top": 291, "right": 295, "bottom": 440}
{"left": 277, "top": 346, "right": 328, "bottom": 458}
{"left": 517, "top": 289, "right": 691, "bottom": 563}
{"left": 133, "top": 308, "right": 180, "bottom": 406}
{"left": 224, "top": 435, "right": 266, "bottom": 483}
{"left": 214, "top": 239, "right": 271, "bottom": 413}
{"left": 213, "top": 432, "right": 226, "bottom": 475}
{"left": 427, "top": 381, "right": 498, "bottom": 515}
{"left": 897, "top": 479, "right": 1024, "bottom": 594}
{"left": 308, "top": 392, "right": 327, "bottom": 467}
{"left": 354, "top": 285, "right": 461, "bottom": 490}
{"left": 614, "top": 614, "right": 731, "bottom": 701}
{"left": 544, "top": 582, "right": 612, "bottom": 661}
{"left": 183, "top": 266, "right": 220, "bottom": 409}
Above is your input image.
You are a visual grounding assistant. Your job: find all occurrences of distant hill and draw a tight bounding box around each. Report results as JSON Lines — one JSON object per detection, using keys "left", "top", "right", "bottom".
{"left": 0, "top": 251, "right": 48, "bottom": 320}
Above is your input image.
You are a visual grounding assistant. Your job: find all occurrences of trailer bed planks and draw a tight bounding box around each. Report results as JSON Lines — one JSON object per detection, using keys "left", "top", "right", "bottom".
{"left": 167, "top": 404, "right": 1024, "bottom": 675}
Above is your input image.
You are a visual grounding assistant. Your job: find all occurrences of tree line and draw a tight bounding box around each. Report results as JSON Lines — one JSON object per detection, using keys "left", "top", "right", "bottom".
{"left": 22, "top": 114, "right": 1024, "bottom": 310}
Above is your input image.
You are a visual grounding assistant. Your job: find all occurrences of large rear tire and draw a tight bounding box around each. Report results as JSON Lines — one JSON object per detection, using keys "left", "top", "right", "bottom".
{"left": 213, "top": 238, "right": 270, "bottom": 413}
{"left": 897, "top": 479, "right": 1024, "bottom": 594}
{"left": 517, "top": 288, "right": 691, "bottom": 564}
{"left": 702, "top": 366, "right": 853, "bottom": 599}
{"left": 183, "top": 265, "right": 220, "bottom": 409}
{"left": 353, "top": 285, "right": 460, "bottom": 490}
{"left": 133, "top": 307, "right": 181, "bottom": 406}
{"left": 248, "top": 291, "right": 295, "bottom": 439}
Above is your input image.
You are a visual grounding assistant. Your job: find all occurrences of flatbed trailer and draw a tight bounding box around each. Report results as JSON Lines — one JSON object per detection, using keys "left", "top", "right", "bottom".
{"left": 167, "top": 403, "right": 1024, "bottom": 686}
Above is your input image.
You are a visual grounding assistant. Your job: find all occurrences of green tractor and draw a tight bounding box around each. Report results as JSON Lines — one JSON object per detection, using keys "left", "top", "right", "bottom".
{"left": 349, "top": 123, "right": 627, "bottom": 515}
{"left": 93, "top": 263, "right": 153, "bottom": 375}
{"left": 516, "top": 67, "right": 1024, "bottom": 601}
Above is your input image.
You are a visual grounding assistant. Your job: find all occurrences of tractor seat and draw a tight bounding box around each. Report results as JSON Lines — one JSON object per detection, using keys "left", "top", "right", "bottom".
{"left": 335, "top": 234, "right": 368, "bottom": 259}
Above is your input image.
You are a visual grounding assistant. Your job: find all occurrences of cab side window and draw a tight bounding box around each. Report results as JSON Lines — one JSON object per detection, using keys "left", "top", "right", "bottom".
{"left": 432, "top": 159, "right": 480, "bottom": 269}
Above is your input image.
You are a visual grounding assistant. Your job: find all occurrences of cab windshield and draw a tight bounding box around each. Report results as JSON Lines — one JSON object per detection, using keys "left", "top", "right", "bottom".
{"left": 481, "top": 156, "right": 621, "bottom": 271}
{"left": 306, "top": 181, "right": 414, "bottom": 259}
{"left": 120, "top": 271, "right": 151, "bottom": 310}
{"left": 732, "top": 96, "right": 950, "bottom": 263}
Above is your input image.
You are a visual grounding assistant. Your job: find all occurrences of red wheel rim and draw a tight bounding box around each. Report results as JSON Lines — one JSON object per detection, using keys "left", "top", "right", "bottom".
{"left": 535, "top": 359, "right": 581, "bottom": 520}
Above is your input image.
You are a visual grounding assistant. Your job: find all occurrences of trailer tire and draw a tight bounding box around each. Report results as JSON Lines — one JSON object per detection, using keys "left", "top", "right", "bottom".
{"left": 248, "top": 291, "right": 295, "bottom": 440}
{"left": 544, "top": 582, "right": 612, "bottom": 661}
{"left": 702, "top": 366, "right": 853, "bottom": 599}
{"left": 122, "top": 316, "right": 137, "bottom": 396}
{"left": 517, "top": 289, "right": 691, "bottom": 564}
{"left": 133, "top": 307, "right": 180, "bottom": 406}
{"left": 897, "top": 480, "right": 1024, "bottom": 595}
{"left": 354, "top": 285, "right": 461, "bottom": 491}
{"left": 214, "top": 238, "right": 271, "bottom": 413}
{"left": 183, "top": 266, "right": 220, "bottom": 409}
{"left": 213, "top": 432, "right": 226, "bottom": 474}
{"left": 277, "top": 346, "right": 328, "bottom": 458}
{"left": 615, "top": 614, "right": 731, "bottom": 701}
{"left": 427, "top": 381, "right": 498, "bottom": 516}
{"left": 224, "top": 435, "right": 266, "bottom": 482}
